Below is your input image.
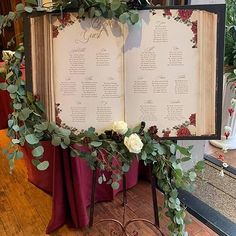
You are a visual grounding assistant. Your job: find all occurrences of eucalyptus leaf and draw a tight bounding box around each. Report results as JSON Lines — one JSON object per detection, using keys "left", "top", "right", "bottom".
{"left": 14, "top": 50, "right": 22, "bottom": 59}
{"left": 122, "top": 163, "right": 130, "bottom": 173}
{"left": 189, "top": 171, "right": 197, "bottom": 181}
{"left": 111, "top": 0, "right": 121, "bottom": 11}
{"left": 63, "top": 136, "right": 71, "bottom": 146}
{"left": 32, "top": 146, "right": 44, "bottom": 157}
{"left": 60, "top": 142, "right": 68, "bottom": 149}
{"left": 170, "top": 144, "right": 176, "bottom": 154}
{"left": 32, "top": 159, "right": 40, "bottom": 167}
{"left": 141, "top": 151, "right": 147, "bottom": 160}
{"left": 111, "top": 182, "right": 119, "bottom": 189}
{"left": 130, "top": 13, "right": 139, "bottom": 24}
{"left": 7, "top": 84, "right": 18, "bottom": 93}
{"left": 13, "top": 103, "right": 22, "bottom": 110}
{"left": 24, "top": 6, "right": 33, "bottom": 13}
{"left": 78, "top": 7, "right": 85, "bottom": 17}
{"left": 176, "top": 145, "right": 191, "bottom": 156}
{"left": 48, "top": 122, "right": 57, "bottom": 133}
{"left": 10, "top": 93, "right": 16, "bottom": 99}
{"left": 34, "top": 122, "right": 48, "bottom": 131}
{"left": 0, "top": 82, "right": 7, "bottom": 90}
{"left": 98, "top": 176, "right": 103, "bottom": 184}
{"left": 102, "top": 174, "right": 106, "bottom": 181}
{"left": 6, "top": 71, "right": 14, "bottom": 80}
{"left": 35, "top": 101, "right": 45, "bottom": 112}
{"left": 19, "top": 107, "right": 32, "bottom": 121}
{"left": 90, "top": 141, "right": 102, "bottom": 147}
{"left": 25, "top": 133, "right": 39, "bottom": 145}
{"left": 194, "top": 160, "right": 205, "bottom": 171}
{"left": 95, "top": 10, "right": 102, "bottom": 17}
{"left": 8, "top": 119, "right": 14, "bottom": 128}
{"left": 59, "top": 127, "right": 71, "bottom": 136}
{"left": 89, "top": 7, "right": 95, "bottom": 18}
{"left": 119, "top": 12, "right": 129, "bottom": 24}
{"left": 12, "top": 139, "right": 20, "bottom": 144}
{"left": 16, "top": 151, "right": 23, "bottom": 159}
{"left": 16, "top": 3, "right": 24, "bottom": 12}
{"left": 26, "top": 0, "right": 37, "bottom": 4}
{"left": 52, "top": 135, "right": 61, "bottom": 146}
{"left": 87, "top": 127, "right": 95, "bottom": 134}
{"left": 36, "top": 161, "right": 49, "bottom": 171}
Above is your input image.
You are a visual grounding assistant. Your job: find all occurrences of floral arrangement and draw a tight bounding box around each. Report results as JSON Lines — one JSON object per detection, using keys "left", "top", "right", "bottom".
{"left": 163, "top": 9, "right": 198, "bottom": 48}
{"left": 0, "top": 1, "right": 205, "bottom": 235}
{"left": 216, "top": 0, "right": 236, "bottom": 176}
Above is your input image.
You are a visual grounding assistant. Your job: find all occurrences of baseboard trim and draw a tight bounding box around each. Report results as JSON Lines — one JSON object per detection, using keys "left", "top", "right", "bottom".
{"left": 204, "top": 154, "right": 236, "bottom": 176}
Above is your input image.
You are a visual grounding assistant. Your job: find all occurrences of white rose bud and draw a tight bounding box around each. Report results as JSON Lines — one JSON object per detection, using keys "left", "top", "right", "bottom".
{"left": 231, "top": 98, "right": 236, "bottom": 108}
{"left": 222, "top": 144, "right": 229, "bottom": 153}
{"left": 224, "top": 126, "right": 232, "bottom": 133}
{"left": 112, "top": 121, "right": 128, "bottom": 135}
{"left": 222, "top": 162, "right": 229, "bottom": 168}
{"left": 124, "top": 133, "right": 143, "bottom": 154}
{"left": 219, "top": 169, "right": 224, "bottom": 177}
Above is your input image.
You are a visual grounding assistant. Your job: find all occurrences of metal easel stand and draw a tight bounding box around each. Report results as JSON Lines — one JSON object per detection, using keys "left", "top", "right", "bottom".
{"left": 89, "top": 164, "right": 165, "bottom": 236}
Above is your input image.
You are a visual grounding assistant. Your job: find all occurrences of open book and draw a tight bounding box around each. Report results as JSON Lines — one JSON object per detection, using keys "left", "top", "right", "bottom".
{"left": 25, "top": 5, "right": 225, "bottom": 139}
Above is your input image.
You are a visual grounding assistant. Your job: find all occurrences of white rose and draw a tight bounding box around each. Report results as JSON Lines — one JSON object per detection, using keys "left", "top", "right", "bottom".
{"left": 2, "top": 50, "right": 14, "bottom": 62}
{"left": 231, "top": 98, "right": 236, "bottom": 107}
{"left": 222, "top": 144, "right": 229, "bottom": 153}
{"left": 219, "top": 169, "right": 224, "bottom": 177}
{"left": 224, "top": 126, "right": 232, "bottom": 133}
{"left": 222, "top": 162, "right": 229, "bottom": 168}
{"left": 112, "top": 121, "right": 128, "bottom": 135}
{"left": 124, "top": 133, "right": 143, "bottom": 154}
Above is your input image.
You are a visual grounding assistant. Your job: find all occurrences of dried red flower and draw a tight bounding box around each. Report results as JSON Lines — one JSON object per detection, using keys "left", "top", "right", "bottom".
{"left": 177, "top": 126, "right": 191, "bottom": 137}
{"left": 52, "top": 25, "right": 59, "bottom": 38}
{"left": 163, "top": 130, "right": 171, "bottom": 137}
{"left": 218, "top": 154, "right": 225, "bottom": 161}
{"left": 178, "top": 9, "right": 193, "bottom": 21}
{"left": 224, "top": 131, "right": 230, "bottom": 139}
{"left": 163, "top": 9, "right": 172, "bottom": 16}
{"left": 228, "top": 108, "right": 234, "bottom": 116}
{"left": 191, "top": 21, "right": 197, "bottom": 34}
{"left": 34, "top": 94, "right": 40, "bottom": 101}
{"left": 58, "top": 13, "right": 71, "bottom": 25}
{"left": 189, "top": 113, "right": 196, "bottom": 126}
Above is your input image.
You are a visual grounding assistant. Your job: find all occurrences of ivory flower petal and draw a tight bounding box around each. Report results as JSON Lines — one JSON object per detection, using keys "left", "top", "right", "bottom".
{"left": 112, "top": 121, "right": 128, "bottom": 135}
{"left": 124, "top": 133, "right": 143, "bottom": 154}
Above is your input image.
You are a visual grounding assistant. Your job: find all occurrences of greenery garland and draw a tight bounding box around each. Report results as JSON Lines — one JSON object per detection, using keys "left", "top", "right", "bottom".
{"left": 0, "top": 0, "right": 205, "bottom": 235}
{"left": 225, "top": 0, "right": 236, "bottom": 83}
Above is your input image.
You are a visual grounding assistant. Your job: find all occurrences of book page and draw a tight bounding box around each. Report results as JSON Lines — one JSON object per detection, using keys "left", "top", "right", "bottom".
{"left": 52, "top": 14, "right": 124, "bottom": 132}
{"left": 124, "top": 9, "right": 200, "bottom": 137}
{"left": 197, "top": 11, "right": 217, "bottom": 135}
{"left": 30, "top": 15, "right": 52, "bottom": 120}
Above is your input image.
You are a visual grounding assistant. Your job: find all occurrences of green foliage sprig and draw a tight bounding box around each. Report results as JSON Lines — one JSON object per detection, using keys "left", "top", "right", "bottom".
{"left": 225, "top": 0, "right": 236, "bottom": 83}
{"left": 0, "top": 1, "right": 205, "bottom": 235}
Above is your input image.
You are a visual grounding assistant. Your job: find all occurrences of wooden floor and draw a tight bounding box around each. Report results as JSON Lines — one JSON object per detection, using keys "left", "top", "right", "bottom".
{"left": 0, "top": 130, "right": 218, "bottom": 236}
{"left": 205, "top": 141, "right": 236, "bottom": 169}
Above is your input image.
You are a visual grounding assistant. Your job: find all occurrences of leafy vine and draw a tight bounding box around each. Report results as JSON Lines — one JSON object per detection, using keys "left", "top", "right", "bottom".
{"left": 0, "top": 0, "right": 205, "bottom": 235}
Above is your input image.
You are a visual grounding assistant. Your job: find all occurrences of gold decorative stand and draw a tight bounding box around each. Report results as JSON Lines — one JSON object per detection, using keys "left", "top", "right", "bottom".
{"left": 89, "top": 165, "right": 165, "bottom": 236}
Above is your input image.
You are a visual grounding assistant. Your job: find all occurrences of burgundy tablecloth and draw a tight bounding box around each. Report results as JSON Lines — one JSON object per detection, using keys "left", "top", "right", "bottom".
{"left": 0, "top": 87, "right": 11, "bottom": 129}
{"left": 0, "top": 63, "right": 25, "bottom": 129}
{"left": 0, "top": 62, "right": 11, "bottom": 129}
{"left": 23, "top": 141, "right": 55, "bottom": 194}
{"left": 23, "top": 142, "right": 139, "bottom": 233}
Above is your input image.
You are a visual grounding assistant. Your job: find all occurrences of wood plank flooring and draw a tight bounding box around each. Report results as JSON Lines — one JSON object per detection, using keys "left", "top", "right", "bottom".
{"left": 205, "top": 141, "right": 236, "bottom": 169}
{"left": 0, "top": 130, "right": 218, "bottom": 235}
